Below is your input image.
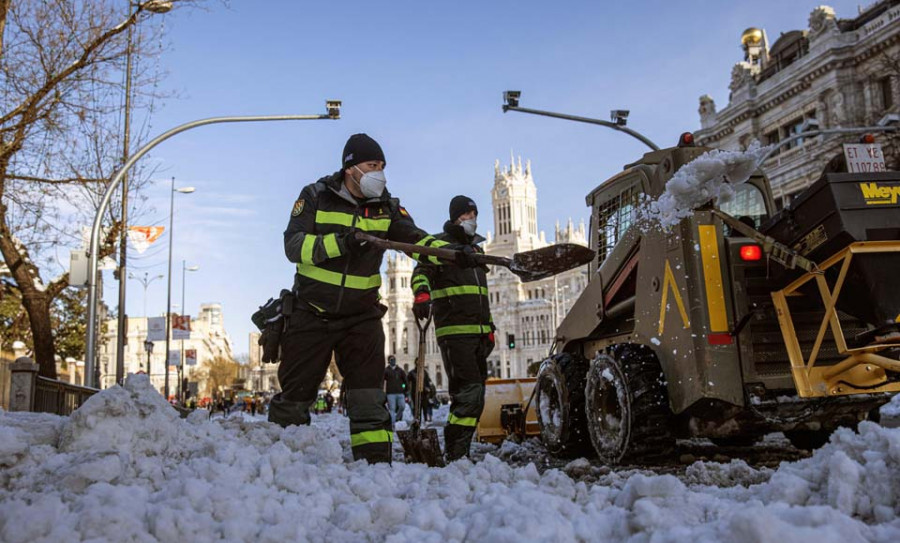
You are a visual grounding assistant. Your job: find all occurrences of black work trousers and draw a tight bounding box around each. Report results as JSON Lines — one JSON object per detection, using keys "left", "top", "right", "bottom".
{"left": 439, "top": 335, "right": 492, "bottom": 461}
{"left": 268, "top": 307, "right": 392, "bottom": 464}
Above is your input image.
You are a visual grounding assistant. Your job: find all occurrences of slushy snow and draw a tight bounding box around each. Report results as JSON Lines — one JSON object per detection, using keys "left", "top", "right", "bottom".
{"left": 639, "top": 144, "right": 770, "bottom": 229}
{"left": 2, "top": 374, "right": 900, "bottom": 542}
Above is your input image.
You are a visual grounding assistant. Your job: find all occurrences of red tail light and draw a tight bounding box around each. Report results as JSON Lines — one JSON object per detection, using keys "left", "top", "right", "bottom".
{"left": 740, "top": 244, "right": 762, "bottom": 261}
{"left": 678, "top": 132, "right": 695, "bottom": 147}
{"left": 707, "top": 333, "right": 733, "bottom": 345}
{"left": 860, "top": 134, "right": 876, "bottom": 144}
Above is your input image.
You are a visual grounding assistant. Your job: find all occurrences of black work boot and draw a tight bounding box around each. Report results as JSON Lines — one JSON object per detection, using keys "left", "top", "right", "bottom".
{"left": 444, "top": 423, "right": 476, "bottom": 462}
{"left": 267, "top": 393, "right": 312, "bottom": 428}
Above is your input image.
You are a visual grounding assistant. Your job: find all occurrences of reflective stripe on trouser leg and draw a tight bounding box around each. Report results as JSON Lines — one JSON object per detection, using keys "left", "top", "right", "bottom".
{"left": 346, "top": 388, "right": 393, "bottom": 464}
{"left": 445, "top": 382, "right": 485, "bottom": 461}
{"left": 267, "top": 393, "right": 314, "bottom": 428}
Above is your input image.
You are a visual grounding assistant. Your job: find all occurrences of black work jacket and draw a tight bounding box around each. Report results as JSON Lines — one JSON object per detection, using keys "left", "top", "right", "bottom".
{"left": 284, "top": 172, "right": 445, "bottom": 318}
{"left": 411, "top": 222, "right": 493, "bottom": 341}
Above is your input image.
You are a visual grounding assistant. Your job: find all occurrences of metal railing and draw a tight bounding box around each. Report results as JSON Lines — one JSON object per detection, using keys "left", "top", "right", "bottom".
{"left": 33, "top": 377, "right": 98, "bottom": 416}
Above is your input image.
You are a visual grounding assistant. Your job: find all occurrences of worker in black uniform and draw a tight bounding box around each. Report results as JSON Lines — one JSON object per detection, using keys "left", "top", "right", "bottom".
{"left": 269, "top": 134, "right": 476, "bottom": 464}
{"left": 411, "top": 195, "right": 494, "bottom": 461}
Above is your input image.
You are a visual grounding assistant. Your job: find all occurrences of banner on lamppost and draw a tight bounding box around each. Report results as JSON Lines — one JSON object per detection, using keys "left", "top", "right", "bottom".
{"left": 185, "top": 349, "right": 197, "bottom": 366}
{"left": 172, "top": 314, "right": 191, "bottom": 340}
{"left": 146, "top": 317, "right": 166, "bottom": 341}
{"left": 168, "top": 349, "right": 181, "bottom": 368}
{"left": 127, "top": 226, "right": 165, "bottom": 254}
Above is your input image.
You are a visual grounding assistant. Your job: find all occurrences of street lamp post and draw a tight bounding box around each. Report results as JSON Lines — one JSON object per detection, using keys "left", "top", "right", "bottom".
{"left": 115, "top": 0, "right": 175, "bottom": 398}
{"left": 501, "top": 90, "right": 660, "bottom": 151}
{"left": 179, "top": 260, "right": 199, "bottom": 403}
{"left": 128, "top": 271, "right": 164, "bottom": 318}
{"left": 164, "top": 179, "right": 195, "bottom": 401}
{"left": 83, "top": 102, "right": 341, "bottom": 388}
{"left": 143, "top": 338, "right": 154, "bottom": 374}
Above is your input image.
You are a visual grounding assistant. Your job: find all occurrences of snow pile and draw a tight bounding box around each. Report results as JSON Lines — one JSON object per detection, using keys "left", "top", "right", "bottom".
{"left": 639, "top": 144, "right": 769, "bottom": 229}
{"left": 881, "top": 394, "right": 900, "bottom": 428}
{"left": 2, "top": 376, "right": 900, "bottom": 542}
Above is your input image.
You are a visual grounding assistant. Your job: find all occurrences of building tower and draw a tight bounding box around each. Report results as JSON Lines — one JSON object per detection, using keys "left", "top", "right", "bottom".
{"left": 489, "top": 152, "right": 545, "bottom": 258}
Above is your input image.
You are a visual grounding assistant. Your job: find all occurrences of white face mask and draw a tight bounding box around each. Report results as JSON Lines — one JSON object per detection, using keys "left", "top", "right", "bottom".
{"left": 354, "top": 166, "right": 386, "bottom": 198}
{"left": 460, "top": 218, "right": 477, "bottom": 236}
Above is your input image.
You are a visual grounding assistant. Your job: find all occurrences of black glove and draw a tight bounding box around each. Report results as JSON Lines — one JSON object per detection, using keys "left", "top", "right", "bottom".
{"left": 453, "top": 244, "right": 479, "bottom": 268}
{"left": 258, "top": 318, "right": 283, "bottom": 363}
{"left": 340, "top": 229, "right": 369, "bottom": 256}
{"left": 412, "top": 291, "right": 431, "bottom": 320}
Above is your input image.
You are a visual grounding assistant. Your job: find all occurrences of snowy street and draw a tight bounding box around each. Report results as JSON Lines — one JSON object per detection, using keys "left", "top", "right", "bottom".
{"left": 2, "top": 375, "right": 900, "bottom": 542}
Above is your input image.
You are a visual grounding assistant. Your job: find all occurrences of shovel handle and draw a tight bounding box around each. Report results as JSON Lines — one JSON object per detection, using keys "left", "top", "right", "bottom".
{"left": 356, "top": 232, "right": 512, "bottom": 267}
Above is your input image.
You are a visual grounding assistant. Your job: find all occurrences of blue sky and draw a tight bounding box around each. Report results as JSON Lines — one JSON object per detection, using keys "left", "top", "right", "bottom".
{"left": 109, "top": 0, "right": 866, "bottom": 356}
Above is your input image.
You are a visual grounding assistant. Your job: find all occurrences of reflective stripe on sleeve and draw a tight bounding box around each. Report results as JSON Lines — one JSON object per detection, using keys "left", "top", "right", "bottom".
{"left": 300, "top": 235, "right": 316, "bottom": 263}
{"left": 323, "top": 233, "right": 341, "bottom": 258}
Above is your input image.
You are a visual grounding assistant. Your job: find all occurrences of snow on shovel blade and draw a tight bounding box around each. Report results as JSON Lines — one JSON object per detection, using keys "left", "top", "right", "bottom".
{"left": 397, "top": 426, "right": 445, "bottom": 467}
{"left": 509, "top": 243, "right": 595, "bottom": 282}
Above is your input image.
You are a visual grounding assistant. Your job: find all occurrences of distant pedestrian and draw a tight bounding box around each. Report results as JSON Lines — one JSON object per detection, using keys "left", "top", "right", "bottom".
{"left": 251, "top": 397, "right": 257, "bottom": 416}
{"left": 325, "top": 392, "right": 335, "bottom": 413}
{"left": 384, "top": 355, "right": 407, "bottom": 424}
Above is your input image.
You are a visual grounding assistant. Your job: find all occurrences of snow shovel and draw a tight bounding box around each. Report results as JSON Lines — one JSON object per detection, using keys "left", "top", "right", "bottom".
{"left": 396, "top": 313, "right": 445, "bottom": 467}
{"left": 356, "top": 232, "right": 594, "bottom": 282}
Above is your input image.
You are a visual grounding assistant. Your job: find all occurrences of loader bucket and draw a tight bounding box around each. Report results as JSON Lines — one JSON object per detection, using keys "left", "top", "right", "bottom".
{"left": 476, "top": 378, "right": 540, "bottom": 444}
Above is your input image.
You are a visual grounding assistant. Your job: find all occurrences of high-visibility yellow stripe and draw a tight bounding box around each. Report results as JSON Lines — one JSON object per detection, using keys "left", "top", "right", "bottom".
{"left": 698, "top": 225, "right": 728, "bottom": 333}
{"left": 323, "top": 233, "right": 341, "bottom": 258}
{"left": 435, "top": 324, "right": 492, "bottom": 338}
{"left": 315, "top": 210, "right": 390, "bottom": 232}
{"left": 447, "top": 413, "right": 478, "bottom": 427}
{"left": 296, "top": 263, "right": 382, "bottom": 290}
{"left": 432, "top": 285, "right": 488, "bottom": 299}
{"left": 300, "top": 235, "right": 315, "bottom": 263}
{"left": 658, "top": 260, "right": 690, "bottom": 336}
{"left": 350, "top": 429, "right": 393, "bottom": 447}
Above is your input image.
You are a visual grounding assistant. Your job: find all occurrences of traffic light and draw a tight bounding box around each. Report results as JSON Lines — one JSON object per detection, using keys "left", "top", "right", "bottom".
{"left": 507, "top": 333, "right": 516, "bottom": 349}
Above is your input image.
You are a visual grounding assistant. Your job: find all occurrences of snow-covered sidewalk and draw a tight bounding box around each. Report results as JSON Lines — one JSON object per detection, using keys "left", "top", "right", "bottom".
{"left": 2, "top": 375, "right": 899, "bottom": 542}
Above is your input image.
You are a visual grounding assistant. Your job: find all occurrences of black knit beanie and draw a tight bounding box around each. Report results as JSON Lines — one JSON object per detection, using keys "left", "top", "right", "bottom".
{"left": 449, "top": 195, "right": 478, "bottom": 221}
{"left": 342, "top": 133, "right": 385, "bottom": 170}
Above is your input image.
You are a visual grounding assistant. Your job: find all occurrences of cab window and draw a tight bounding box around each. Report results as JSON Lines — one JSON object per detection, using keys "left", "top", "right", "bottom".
{"left": 719, "top": 183, "right": 768, "bottom": 232}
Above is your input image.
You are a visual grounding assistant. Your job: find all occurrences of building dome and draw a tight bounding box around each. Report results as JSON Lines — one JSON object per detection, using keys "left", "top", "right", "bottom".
{"left": 741, "top": 27, "right": 763, "bottom": 46}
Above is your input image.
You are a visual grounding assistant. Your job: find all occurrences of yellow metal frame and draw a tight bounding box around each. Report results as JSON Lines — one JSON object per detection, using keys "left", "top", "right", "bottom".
{"left": 477, "top": 377, "right": 540, "bottom": 443}
{"left": 771, "top": 241, "right": 900, "bottom": 397}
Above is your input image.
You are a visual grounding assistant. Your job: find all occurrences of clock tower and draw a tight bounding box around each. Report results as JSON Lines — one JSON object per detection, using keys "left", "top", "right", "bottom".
{"left": 487, "top": 152, "right": 544, "bottom": 258}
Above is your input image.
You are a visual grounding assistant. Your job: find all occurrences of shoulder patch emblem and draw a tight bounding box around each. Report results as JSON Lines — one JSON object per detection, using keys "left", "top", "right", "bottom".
{"left": 399, "top": 206, "right": 410, "bottom": 218}
{"left": 291, "top": 198, "right": 305, "bottom": 217}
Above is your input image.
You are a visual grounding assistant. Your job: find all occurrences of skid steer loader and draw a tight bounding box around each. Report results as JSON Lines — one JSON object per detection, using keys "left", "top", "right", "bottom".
{"left": 534, "top": 135, "right": 900, "bottom": 464}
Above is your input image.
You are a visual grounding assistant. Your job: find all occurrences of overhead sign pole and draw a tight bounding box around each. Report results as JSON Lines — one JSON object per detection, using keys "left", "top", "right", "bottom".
{"left": 84, "top": 103, "right": 341, "bottom": 388}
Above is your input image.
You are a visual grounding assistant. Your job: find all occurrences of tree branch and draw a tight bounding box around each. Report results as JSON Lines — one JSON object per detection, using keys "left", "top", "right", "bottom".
{"left": 6, "top": 173, "right": 105, "bottom": 184}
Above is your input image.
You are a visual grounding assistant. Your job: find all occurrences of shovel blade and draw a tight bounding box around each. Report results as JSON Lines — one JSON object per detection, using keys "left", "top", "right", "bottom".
{"left": 397, "top": 427, "right": 445, "bottom": 467}
{"left": 510, "top": 243, "right": 595, "bottom": 282}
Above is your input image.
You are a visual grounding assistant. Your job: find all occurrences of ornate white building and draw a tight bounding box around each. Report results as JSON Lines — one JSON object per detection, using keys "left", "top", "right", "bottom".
{"left": 695, "top": 2, "right": 900, "bottom": 208}
{"left": 381, "top": 155, "right": 589, "bottom": 385}
{"left": 100, "top": 302, "right": 234, "bottom": 398}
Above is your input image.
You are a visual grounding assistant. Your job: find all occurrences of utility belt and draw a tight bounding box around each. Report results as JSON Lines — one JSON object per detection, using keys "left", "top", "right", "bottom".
{"left": 251, "top": 289, "right": 295, "bottom": 363}
{"left": 251, "top": 290, "right": 387, "bottom": 363}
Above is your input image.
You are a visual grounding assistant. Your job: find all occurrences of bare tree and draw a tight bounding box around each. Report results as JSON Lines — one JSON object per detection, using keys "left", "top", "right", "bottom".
{"left": 0, "top": 1, "right": 193, "bottom": 378}
{"left": 202, "top": 355, "right": 240, "bottom": 398}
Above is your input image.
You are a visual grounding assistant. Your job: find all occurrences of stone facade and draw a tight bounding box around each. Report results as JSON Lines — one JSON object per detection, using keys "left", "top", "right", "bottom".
{"left": 99, "top": 302, "right": 234, "bottom": 398}
{"left": 695, "top": 1, "right": 900, "bottom": 208}
{"left": 381, "top": 155, "right": 589, "bottom": 385}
